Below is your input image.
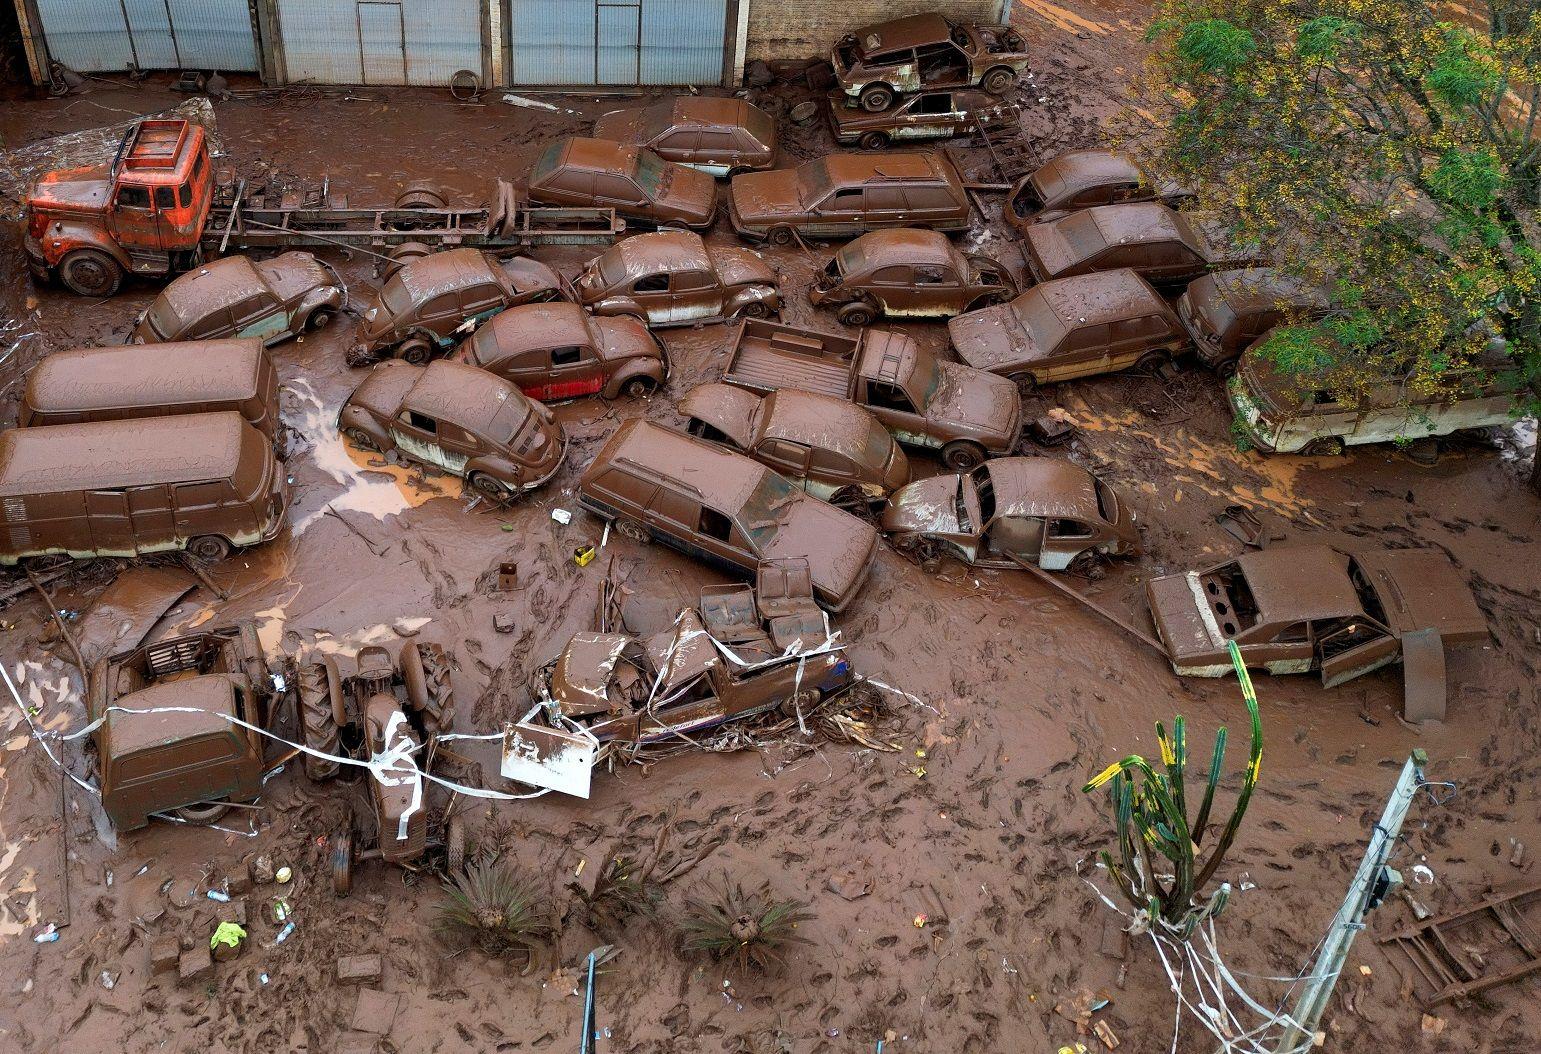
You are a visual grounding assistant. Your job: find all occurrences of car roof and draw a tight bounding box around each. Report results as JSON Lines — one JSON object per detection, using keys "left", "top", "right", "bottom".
{"left": 1085, "top": 202, "right": 1196, "bottom": 248}
{"left": 156, "top": 255, "right": 268, "bottom": 320}
{"left": 593, "top": 419, "right": 765, "bottom": 510}
{"left": 104, "top": 676, "right": 238, "bottom": 758}
{"left": 606, "top": 230, "right": 710, "bottom": 277}
{"left": 759, "top": 390, "right": 886, "bottom": 464}
{"left": 404, "top": 360, "right": 530, "bottom": 435}
{"left": 1232, "top": 546, "right": 1365, "bottom": 623}
{"left": 986, "top": 458, "right": 1105, "bottom": 521}
{"left": 1034, "top": 269, "right": 1166, "bottom": 324}
{"left": 816, "top": 152, "right": 953, "bottom": 186}
{"left": 27, "top": 339, "right": 267, "bottom": 411}
{"left": 855, "top": 12, "right": 953, "bottom": 50}
{"left": 556, "top": 136, "right": 638, "bottom": 173}
{"left": 1194, "top": 267, "right": 1326, "bottom": 313}
{"left": 0, "top": 412, "right": 252, "bottom": 495}
{"left": 841, "top": 228, "right": 958, "bottom": 269}
{"left": 394, "top": 248, "right": 498, "bottom": 301}
{"left": 477, "top": 302, "right": 594, "bottom": 358}
{"left": 669, "top": 96, "right": 762, "bottom": 132}
{"left": 1034, "top": 149, "right": 1145, "bottom": 194}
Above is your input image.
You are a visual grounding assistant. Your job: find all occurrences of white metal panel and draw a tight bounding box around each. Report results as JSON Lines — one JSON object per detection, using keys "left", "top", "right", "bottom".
{"left": 400, "top": 0, "right": 483, "bottom": 85}
{"left": 164, "top": 0, "right": 260, "bottom": 70}
{"left": 358, "top": 2, "right": 406, "bottom": 84}
{"left": 34, "top": 0, "right": 134, "bottom": 72}
{"left": 276, "top": 0, "right": 364, "bottom": 84}
{"left": 121, "top": 0, "right": 178, "bottom": 69}
{"left": 509, "top": 0, "right": 596, "bottom": 85}
{"left": 639, "top": 0, "right": 724, "bottom": 84}
{"left": 596, "top": 2, "right": 639, "bottom": 84}
{"left": 509, "top": 0, "right": 726, "bottom": 86}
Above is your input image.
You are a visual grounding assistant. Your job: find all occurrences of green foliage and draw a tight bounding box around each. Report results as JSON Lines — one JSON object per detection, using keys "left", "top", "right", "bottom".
{"left": 1428, "top": 148, "right": 1503, "bottom": 210}
{"left": 1297, "top": 16, "right": 1359, "bottom": 60}
{"left": 1426, "top": 25, "right": 1504, "bottom": 109}
{"left": 435, "top": 856, "right": 554, "bottom": 958}
{"left": 680, "top": 876, "right": 813, "bottom": 972}
{"left": 1175, "top": 19, "right": 1256, "bottom": 76}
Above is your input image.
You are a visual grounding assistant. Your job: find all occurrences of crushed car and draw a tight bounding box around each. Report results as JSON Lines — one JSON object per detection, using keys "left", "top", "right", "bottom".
{"left": 350, "top": 247, "right": 567, "bottom": 365}
{"left": 1020, "top": 202, "right": 1244, "bottom": 288}
{"left": 1145, "top": 545, "right": 1488, "bottom": 684}
{"left": 525, "top": 137, "right": 717, "bottom": 229}
{"left": 574, "top": 229, "right": 780, "bottom": 327}
{"left": 727, "top": 151, "right": 970, "bottom": 245}
{"left": 1007, "top": 148, "right": 1193, "bottom": 228}
{"left": 578, "top": 420, "right": 880, "bottom": 612}
{"left": 680, "top": 383, "right": 910, "bottom": 509}
{"left": 828, "top": 88, "right": 1018, "bottom": 150}
{"left": 339, "top": 360, "right": 566, "bottom": 500}
{"left": 88, "top": 622, "right": 286, "bottom": 831}
{"left": 454, "top": 301, "right": 667, "bottom": 401}
{"left": 809, "top": 227, "right": 1015, "bottom": 325}
{"left": 947, "top": 269, "right": 1188, "bottom": 388}
{"left": 129, "top": 251, "right": 342, "bottom": 346}
{"left": 832, "top": 12, "right": 1030, "bottom": 111}
{"left": 592, "top": 96, "right": 778, "bottom": 176}
{"left": 1175, "top": 268, "right": 1328, "bottom": 374}
{"left": 882, "top": 458, "right": 1140, "bottom": 573}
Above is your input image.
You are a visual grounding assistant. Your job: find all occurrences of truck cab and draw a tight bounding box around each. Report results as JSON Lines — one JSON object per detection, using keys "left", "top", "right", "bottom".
{"left": 24, "top": 119, "right": 212, "bottom": 296}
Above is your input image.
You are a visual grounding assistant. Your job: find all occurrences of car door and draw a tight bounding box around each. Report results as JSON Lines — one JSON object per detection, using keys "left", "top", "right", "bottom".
{"left": 756, "top": 438, "right": 814, "bottom": 490}
{"left": 631, "top": 272, "right": 673, "bottom": 324}
{"left": 868, "top": 264, "right": 915, "bottom": 315}
{"left": 108, "top": 183, "right": 163, "bottom": 251}
{"left": 414, "top": 291, "right": 463, "bottom": 344}
{"left": 1055, "top": 322, "right": 1110, "bottom": 379}
{"left": 85, "top": 488, "right": 136, "bottom": 554}
{"left": 899, "top": 93, "right": 955, "bottom": 139}
{"left": 458, "top": 281, "right": 507, "bottom": 331}
{"left": 594, "top": 172, "right": 646, "bottom": 214}
{"left": 1039, "top": 517, "right": 1098, "bottom": 569}
{"left": 651, "top": 128, "right": 699, "bottom": 166}
{"left": 985, "top": 515, "right": 1044, "bottom": 567}
{"left": 1108, "top": 317, "right": 1153, "bottom": 371}
{"left": 913, "top": 261, "right": 963, "bottom": 314}
{"left": 389, "top": 408, "right": 453, "bottom": 472}
{"left": 431, "top": 423, "right": 476, "bottom": 476}
{"left": 230, "top": 290, "right": 288, "bottom": 344}
{"left": 669, "top": 268, "right": 723, "bottom": 322}
{"left": 815, "top": 187, "right": 866, "bottom": 236}
{"left": 1317, "top": 619, "right": 1400, "bottom": 688}
{"left": 127, "top": 484, "right": 176, "bottom": 550}
{"left": 539, "top": 345, "right": 606, "bottom": 401}
{"left": 1143, "top": 241, "right": 1204, "bottom": 284}
{"left": 694, "top": 503, "right": 756, "bottom": 572}
{"left": 863, "top": 378, "right": 931, "bottom": 447}
{"left": 863, "top": 185, "right": 910, "bottom": 229}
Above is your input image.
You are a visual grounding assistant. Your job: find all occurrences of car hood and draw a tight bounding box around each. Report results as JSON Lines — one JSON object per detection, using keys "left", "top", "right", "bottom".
{"left": 1354, "top": 550, "right": 1488, "bottom": 643}
{"left": 500, "top": 256, "right": 566, "bottom": 298}
{"left": 927, "top": 363, "right": 1021, "bottom": 447}
{"left": 257, "top": 253, "right": 330, "bottom": 301}
{"left": 1024, "top": 223, "right": 1082, "bottom": 280}
{"left": 656, "top": 166, "right": 718, "bottom": 224}
{"left": 730, "top": 170, "right": 804, "bottom": 223}
{"left": 592, "top": 109, "right": 651, "bottom": 146}
{"left": 593, "top": 315, "right": 662, "bottom": 363}
{"left": 881, "top": 474, "right": 964, "bottom": 536}
{"left": 706, "top": 244, "right": 775, "bottom": 287}
{"left": 28, "top": 165, "right": 112, "bottom": 211}
{"left": 1146, "top": 572, "right": 1221, "bottom": 662}
{"left": 761, "top": 498, "right": 878, "bottom": 605}
{"left": 947, "top": 304, "right": 1035, "bottom": 372}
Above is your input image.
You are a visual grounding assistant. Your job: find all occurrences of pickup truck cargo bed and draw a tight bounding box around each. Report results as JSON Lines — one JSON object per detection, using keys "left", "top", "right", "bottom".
{"left": 722, "top": 320, "right": 855, "bottom": 398}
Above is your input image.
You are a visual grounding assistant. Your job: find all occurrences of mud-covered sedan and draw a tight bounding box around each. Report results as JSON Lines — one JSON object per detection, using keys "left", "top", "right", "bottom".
{"left": 454, "top": 301, "right": 667, "bottom": 401}
{"left": 526, "top": 137, "right": 717, "bottom": 229}
{"left": 809, "top": 227, "right": 1014, "bottom": 325}
{"left": 575, "top": 230, "right": 779, "bottom": 327}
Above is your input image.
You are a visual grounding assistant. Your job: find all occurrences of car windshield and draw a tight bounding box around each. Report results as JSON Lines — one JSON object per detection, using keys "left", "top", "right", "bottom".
{"left": 834, "top": 241, "right": 866, "bottom": 277}
{"left": 1056, "top": 212, "right": 1108, "bottom": 259}
{"left": 797, "top": 159, "right": 834, "bottom": 201}
{"left": 1093, "top": 478, "right": 1116, "bottom": 522}
{"left": 905, "top": 351, "right": 944, "bottom": 406}
{"left": 738, "top": 470, "right": 798, "bottom": 547}
{"left": 595, "top": 249, "right": 630, "bottom": 290}
{"left": 971, "top": 464, "right": 996, "bottom": 522}
{"left": 379, "top": 274, "right": 414, "bottom": 317}
{"left": 530, "top": 141, "right": 564, "bottom": 182}
{"left": 144, "top": 296, "right": 183, "bottom": 338}
{"left": 864, "top": 423, "right": 893, "bottom": 469}
{"left": 1011, "top": 291, "right": 1069, "bottom": 348}
{"left": 633, "top": 151, "right": 670, "bottom": 197}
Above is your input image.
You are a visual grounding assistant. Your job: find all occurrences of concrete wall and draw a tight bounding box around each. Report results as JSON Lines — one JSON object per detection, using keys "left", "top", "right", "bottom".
{"left": 745, "top": 0, "right": 1008, "bottom": 63}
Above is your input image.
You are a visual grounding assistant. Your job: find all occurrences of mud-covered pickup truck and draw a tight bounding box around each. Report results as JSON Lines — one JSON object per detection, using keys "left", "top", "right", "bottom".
{"left": 720, "top": 319, "right": 1021, "bottom": 470}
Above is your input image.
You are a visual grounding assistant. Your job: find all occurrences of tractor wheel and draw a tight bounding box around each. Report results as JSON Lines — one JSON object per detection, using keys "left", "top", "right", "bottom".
{"left": 331, "top": 829, "right": 355, "bottom": 896}
{"left": 59, "top": 249, "right": 123, "bottom": 297}
{"left": 418, "top": 642, "right": 456, "bottom": 733}
{"left": 298, "top": 661, "right": 342, "bottom": 782}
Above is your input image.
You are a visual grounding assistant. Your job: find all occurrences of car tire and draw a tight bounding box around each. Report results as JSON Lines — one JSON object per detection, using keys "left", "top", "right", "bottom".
{"left": 622, "top": 375, "right": 657, "bottom": 398}
{"left": 469, "top": 472, "right": 513, "bottom": 501}
{"left": 1303, "top": 437, "right": 1346, "bottom": 457}
{"left": 982, "top": 67, "right": 1018, "bottom": 95}
{"left": 779, "top": 686, "right": 823, "bottom": 717}
{"left": 187, "top": 535, "right": 231, "bottom": 563}
{"left": 331, "top": 829, "right": 354, "bottom": 896}
{"left": 445, "top": 813, "right": 466, "bottom": 873}
{"left": 837, "top": 302, "right": 876, "bottom": 327}
{"left": 307, "top": 307, "right": 334, "bottom": 331}
{"left": 859, "top": 84, "right": 893, "bottom": 112}
{"left": 1136, "top": 351, "right": 1168, "bottom": 373}
{"left": 858, "top": 131, "right": 890, "bottom": 150}
{"left": 614, "top": 517, "right": 650, "bottom": 544}
{"left": 941, "top": 441, "right": 987, "bottom": 471}
{"left": 736, "top": 300, "right": 771, "bottom": 320}
{"left": 767, "top": 226, "right": 796, "bottom": 247}
{"left": 1008, "top": 371, "right": 1037, "bottom": 394}
{"left": 1217, "top": 359, "right": 1238, "bottom": 379}
{"left": 398, "top": 337, "right": 433, "bottom": 365}
{"left": 172, "top": 799, "right": 232, "bottom": 825}
{"left": 59, "top": 249, "right": 123, "bottom": 298}
{"left": 343, "top": 425, "right": 377, "bottom": 450}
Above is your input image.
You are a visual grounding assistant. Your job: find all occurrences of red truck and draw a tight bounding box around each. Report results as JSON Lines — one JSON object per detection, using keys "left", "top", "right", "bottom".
{"left": 23, "top": 119, "right": 622, "bottom": 298}
{"left": 720, "top": 319, "right": 1021, "bottom": 470}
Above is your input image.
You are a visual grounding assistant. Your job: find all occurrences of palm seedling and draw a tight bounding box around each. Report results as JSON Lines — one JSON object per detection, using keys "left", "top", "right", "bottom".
{"left": 680, "top": 874, "right": 814, "bottom": 972}
{"left": 1083, "top": 639, "right": 1263, "bottom": 939}
{"left": 435, "top": 855, "right": 555, "bottom": 959}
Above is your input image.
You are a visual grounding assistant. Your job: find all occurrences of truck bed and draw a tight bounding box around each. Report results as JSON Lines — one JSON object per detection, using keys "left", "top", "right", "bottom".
{"left": 721, "top": 319, "right": 859, "bottom": 399}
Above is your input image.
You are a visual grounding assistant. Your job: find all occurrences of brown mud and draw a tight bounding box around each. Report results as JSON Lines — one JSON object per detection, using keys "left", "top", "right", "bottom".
{"left": 0, "top": 3, "right": 1538, "bottom": 1052}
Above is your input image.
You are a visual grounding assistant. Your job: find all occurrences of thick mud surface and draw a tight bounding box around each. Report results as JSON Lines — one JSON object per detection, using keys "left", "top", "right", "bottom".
{"left": 1, "top": 4, "right": 1538, "bottom": 1052}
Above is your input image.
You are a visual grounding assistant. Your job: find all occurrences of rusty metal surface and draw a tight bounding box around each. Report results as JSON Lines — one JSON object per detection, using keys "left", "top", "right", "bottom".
{"left": 72, "top": 566, "right": 198, "bottom": 668}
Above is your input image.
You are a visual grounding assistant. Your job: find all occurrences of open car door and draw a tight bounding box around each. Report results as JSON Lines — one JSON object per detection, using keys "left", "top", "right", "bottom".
{"left": 1318, "top": 622, "right": 1400, "bottom": 689}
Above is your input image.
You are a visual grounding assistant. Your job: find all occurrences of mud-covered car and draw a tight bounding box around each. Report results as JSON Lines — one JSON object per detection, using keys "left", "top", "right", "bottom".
{"left": 1176, "top": 269, "right": 1328, "bottom": 374}
{"left": 454, "top": 301, "right": 667, "bottom": 401}
{"left": 351, "top": 248, "right": 567, "bottom": 365}
{"left": 833, "top": 13, "right": 1029, "bottom": 111}
{"left": 129, "top": 251, "right": 341, "bottom": 346}
{"left": 592, "top": 97, "right": 778, "bottom": 176}
{"left": 883, "top": 457, "right": 1140, "bottom": 573}
{"left": 681, "top": 383, "right": 909, "bottom": 509}
{"left": 1021, "top": 203, "right": 1237, "bottom": 288}
{"left": 88, "top": 622, "right": 283, "bottom": 831}
{"left": 578, "top": 420, "right": 879, "bottom": 612}
{"left": 1007, "top": 149, "right": 1193, "bottom": 229}
{"left": 809, "top": 227, "right": 1015, "bottom": 325}
{"left": 1145, "top": 545, "right": 1488, "bottom": 683}
{"left": 339, "top": 360, "right": 565, "bottom": 500}
{"left": 574, "top": 229, "right": 779, "bottom": 327}
{"left": 947, "top": 269, "right": 1188, "bottom": 388}
{"left": 828, "top": 88, "right": 1018, "bottom": 150}
{"left": 727, "top": 151, "right": 969, "bottom": 245}
{"left": 526, "top": 137, "right": 717, "bottom": 229}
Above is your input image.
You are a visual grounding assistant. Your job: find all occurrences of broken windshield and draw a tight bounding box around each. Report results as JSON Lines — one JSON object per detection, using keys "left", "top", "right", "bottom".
{"left": 739, "top": 470, "right": 797, "bottom": 547}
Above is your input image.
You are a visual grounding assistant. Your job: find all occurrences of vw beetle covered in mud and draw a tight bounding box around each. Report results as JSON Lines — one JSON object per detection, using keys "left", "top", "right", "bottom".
{"left": 89, "top": 622, "right": 286, "bottom": 831}
{"left": 130, "top": 251, "right": 342, "bottom": 346}
{"left": 883, "top": 458, "right": 1140, "bottom": 573}
{"left": 454, "top": 301, "right": 667, "bottom": 401}
{"left": 1007, "top": 149, "right": 1193, "bottom": 229}
{"left": 575, "top": 230, "right": 780, "bottom": 327}
{"left": 809, "top": 228, "right": 1015, "bottom": 325}
{"left": 296, "top": 640, "right": 462, "bottom": 894}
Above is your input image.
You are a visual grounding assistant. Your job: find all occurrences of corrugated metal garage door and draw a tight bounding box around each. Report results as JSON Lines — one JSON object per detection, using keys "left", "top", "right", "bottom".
{"left": 35, "top": 0, "right": 259, "bottom": 73}
{"left": 510, "top": 0, "right": 727, "bottom": 85}
{"left": 275, "top": 0, "right": 483, "bottom": 85}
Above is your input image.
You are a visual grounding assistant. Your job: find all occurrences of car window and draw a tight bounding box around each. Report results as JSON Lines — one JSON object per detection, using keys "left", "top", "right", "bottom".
{"left": 866, "top": 186, "right": 907, "bottom": 211}
{"left": 185, "top": 310, "right": 230, "bottom": 339}
{"left": 551, "top": 346, "right": 586, "bottom": 366}
{"left": 699, "top": 130, "right": 740, "bottom": 152}
{"left": 671, "top": 270, "right": 715, "bottom": 292}
{"left": 421, "top": 292, "right": 459, "bottom": 317}
{"left": 117, "top": 185, "right": 151, "bottom": 209}
{"left": 824, "top": 188, "right": 864, "bottom": 211}
{"left": 866, "top": 380, "right": 917, "bottom": 413}
{"left": 655, "top": 130, "right": 698, "bottom": 152}
{"left": 550, "top": 168, "right": 595, "bottom": 196}
{"left": 913, "top": 94, "right": 953, "bottom": 115}
{"left": 907, "top": 186, "right": 952, "bottom": 210}
{"left": 871, "top": 266, "right": 911, "bottom": 285}
{"left": 866, "top": 49, "right": 911, "bottom": 67}
{"left": 231, "top": 293, "right": 277, "bottom": 321}
{"left": 698, "top": 506, "right": 734, "bottom": 543}
{"left": 915, "top": 265, "right": 956, "bottom": 285}
{"left": 1067, "top": 322, "right": 1110, "bottom": 352}
{"left": 178, "top": 181, "right": 192, "bottom": 208}
{"left": 1272, "top": 622, "right": 1309, "bottom": 643}
{"left": 650, "top": 488, "right": 696, "bottom": 528}
{"left": 400, "top": 410, "right": 437, "bottom": 433}
{"left": 175, "top": 482, "right": 227, "bottom": 509}
{"left": 460, "top": 282, "right": 504, "bottom": 311}
{"left": 1110, "top": 318, "right": 1148, "bottom": 344}
{"left": 810, "top": 448, "right": 855, "bottom": 476}
{"left": 759, "top": 439, "right": 810, "bottom": 470}
{"left": 634, "top": 273, "right": 669, "bottom": 293}
{"left": 597, "top": 173, "right": 643, "bottom": 203}
{"left": 1047, "top": 518, "right": 1094, "bottom": 539}
{"left": 154, "top": 186, "right": 176, "bottom": 210}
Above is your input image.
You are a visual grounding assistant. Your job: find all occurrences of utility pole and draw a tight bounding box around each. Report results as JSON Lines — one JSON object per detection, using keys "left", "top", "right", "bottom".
{"left": 1271, "top": 749, "right": 1429, "bottom": 1053}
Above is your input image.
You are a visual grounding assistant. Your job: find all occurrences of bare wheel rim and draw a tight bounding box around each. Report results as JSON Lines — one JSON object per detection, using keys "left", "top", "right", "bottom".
{"left": 343, "top": 426, "right": 376, "bottom": 450}
{"left": 173, "top": 800, "right": 231, "bottom": 824}
{"left": 839, "top": 305, "right": 874, "bottom": 326}
{"left": 188, "top": 535, "right": 230, "bottom": 563}
{"left": 983, "top": 68, "right": 1016, "bottom": 94}
{"left": 623, "top": 376, "right": 654, "bottom": 398}
{"left": 471, "top": 473, "right": 511, "bottom": 499}
{"left": 738, "top": 301, "right": 769, "bottom": 319}
{"left": 768, "top": 227, "right": 795, "bottom": 246}
{"left": 941, "top": 443, "right": 984, "bottom": 471}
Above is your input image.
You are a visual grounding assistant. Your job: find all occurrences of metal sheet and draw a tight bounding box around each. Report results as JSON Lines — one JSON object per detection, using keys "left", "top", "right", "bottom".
{"left": 275, "top": 0, "right": 363, "bottom": 84}
{"left": 509, "top": 0, "right": 595, "bottom": 85}
{"left": 401, "top": 0, "right": 482, "bottom": 85}
{"left": 596, "top": 2, "right": 639, "bottom": 84}
{"left": 164, "top": 0, "right": 260, "bottom": 71}
{"left": 122, "top": 0, "right": 178, "bottom": 69}
{"left": 509, "top": 0, "right": 726, "bottom": 86}
{"left": 358, "top": 2, "right": 405, "bottom": 85}
{"left": 35, "top": 0, "right": 257, "bottom": 73}
{"left": 639, "top": 0, "right": 724, "bottom": 84}
{"left": 1400, "top": 627, "right": 1447, "bottom": 724}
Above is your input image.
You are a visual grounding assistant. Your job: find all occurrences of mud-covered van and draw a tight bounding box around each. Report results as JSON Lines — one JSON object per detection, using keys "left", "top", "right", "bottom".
{"left": 20, "top": 339, "right": 280, "bottom": 441}
{"left": 0, "top": 412, "right": 288, "bottom": 564}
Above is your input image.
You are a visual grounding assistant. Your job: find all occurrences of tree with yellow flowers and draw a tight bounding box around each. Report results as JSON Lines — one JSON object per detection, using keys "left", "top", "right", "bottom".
{"left": 1141, "top": 2, "right": 1541, "bottom": 482}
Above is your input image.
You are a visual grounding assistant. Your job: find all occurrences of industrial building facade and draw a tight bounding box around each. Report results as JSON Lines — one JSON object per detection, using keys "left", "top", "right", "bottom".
{"left": 11, "top": 0, "right": 1010, "bottom": 89}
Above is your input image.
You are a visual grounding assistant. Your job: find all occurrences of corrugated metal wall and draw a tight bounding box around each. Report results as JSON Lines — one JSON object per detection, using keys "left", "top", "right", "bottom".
{"left": 275, "top": 0, "right": 482, "bottom": 86}
{"left": 34, "top": 0, "right": 258, "bottom": 73}
{"left": 510, "top": 0, "right": 727, "bottom": 85}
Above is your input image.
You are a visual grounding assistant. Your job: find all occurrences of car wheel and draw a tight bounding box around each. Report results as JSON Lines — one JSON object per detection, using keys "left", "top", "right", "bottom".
{"left": 941, "top": 441, "right": 986, "bottom": 471}
{"left": 614, "top": 518, "right": 650, "bottom": 544}
{"left": 1068, "top": 550, "right": 1107, "bottom": 580}
{"left": 1302, "top": 437, "right": 1345, "bottom": 457}
{"left": 1008, "top": 371, "right": 1037, "bottom": 395}
{"left": 59, "top": 249, "right": 123, "bottom": 297}
{"left": 1217, "top": 359, "right": 1238, "bottom": 379}
{"left": 982, "top": 67, "right": 1018, "bottom": 95}
{"left": 858, "top": 131, "right": 890, "bottom": 150}
{"left": 187, "top": 535, "right": 231, "bottom": 563}
{"left": 1136, "top": 350, "right": 1168, "bottom": 373}
{"left": 622, "top": 375, "right": 656, "bottom": 398}
{"left": 859, "top": 84, "right": 893, "bottom": 112}
{"left": 298, "top": 662, "right": 342, "bottom": 781}
{"left": 307, "top": 307, "right": 334, "bottom": 331}
{"left": 173, "top": 799, "right": 231, "bottom": 825}
{"left": 736, "top": 300, "right": 771, "bottom": 320}
{"left": 469, "top": 472, "right": 513, "bottom": 501}
{"left": 779, "top": 686, "right": 823, "bottom": 717}
{"left": 767, "top": 226, "right": 796, "bottom": 247}
{"left": 343, "top": 426, "right": 377, "bottom": 451}
{"left": 837, "top": 302, "right": 876, "bottom": 327}
{"left": 331, "top": 829, "right": 354, "bottom": 896}
{"left": 398, "top": 337, "right": 432, "bottom": 365}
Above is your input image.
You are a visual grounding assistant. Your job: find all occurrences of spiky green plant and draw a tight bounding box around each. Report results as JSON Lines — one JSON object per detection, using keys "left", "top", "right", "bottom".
{"left": 1083, "top": 640, "right": 1263, "bottom": 939}
{"left": 680, "top": 875, "right": 813, "bottom": 972}
{"left": 435, "top": 856, "right": 554, "bottom": 958}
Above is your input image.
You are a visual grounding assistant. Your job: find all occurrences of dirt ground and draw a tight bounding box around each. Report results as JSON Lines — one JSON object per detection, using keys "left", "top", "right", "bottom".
{"left": 1, "top": 3, "right": 1538, "bottom": 1053}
